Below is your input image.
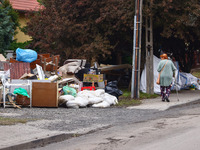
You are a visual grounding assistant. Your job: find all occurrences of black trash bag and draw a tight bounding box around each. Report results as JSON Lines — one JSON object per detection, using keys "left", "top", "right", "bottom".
{"left": 105, "top": 81, "right": 123, "bottom": 99}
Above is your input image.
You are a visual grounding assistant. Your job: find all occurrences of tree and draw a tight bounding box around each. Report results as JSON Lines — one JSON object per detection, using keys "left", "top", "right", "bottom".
{"left": 147, "top": 0, "right": 200, "bottom": 72}
{"left": 0, "top": 0, "right": 19, "bottom": 54}
{"left": 27, "top": 0, "right": 200, "bottom": 72}
{"left": 26, "top": 0, "right": 134, "bottom": 64}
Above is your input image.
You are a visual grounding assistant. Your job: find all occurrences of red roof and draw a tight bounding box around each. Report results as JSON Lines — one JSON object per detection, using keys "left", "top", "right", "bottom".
{"left": 9, "top": 0, "right": 42, "bottom": 11}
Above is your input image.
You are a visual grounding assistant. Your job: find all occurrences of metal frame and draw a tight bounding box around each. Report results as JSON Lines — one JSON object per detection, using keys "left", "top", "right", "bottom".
{"left": 2, "top": 80, "right": 32, "bottom": 108}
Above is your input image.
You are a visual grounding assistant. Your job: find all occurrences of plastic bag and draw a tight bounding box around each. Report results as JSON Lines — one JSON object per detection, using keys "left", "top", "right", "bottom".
{"left": 63, "top": 85, "right": 77, "bottom": 97}
{"left": 13, "top": 88, "right": 30, "bottom": 98}
{"left": 105, "top": 81, "right": 123, "bottom": 99}
{"left": 94, "top": 89, "right": 105, "bottom": 97}
{"left": 16, "top": 48, "right": 37, "bottom": 63}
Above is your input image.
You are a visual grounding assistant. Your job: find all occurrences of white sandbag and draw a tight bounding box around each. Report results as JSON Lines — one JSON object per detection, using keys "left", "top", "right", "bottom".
{"left": 88, "top": 97, "right": 104, "bottom": 104}
{"left": 58, "top": 95, "right": 75, "bottom": 106}
{"left": 103, "top": 93, "right": 118, "bottom": 105}
{"left": 92, "top": 101, "right": 110, "bottom": 108}
{"left": 77, "top": 90, "right": 96, "bottom": 99}
{"left": 66, "top": 101, "right": 79, "bottom": 108}
{"left": 59, "top": 95, "right": 75, "bottom": 101}
{"left": 74, "top": 97, "right": 89, "bottom": 107}
{"left": 94, "top": 89, "right": 105, "bottom": 97}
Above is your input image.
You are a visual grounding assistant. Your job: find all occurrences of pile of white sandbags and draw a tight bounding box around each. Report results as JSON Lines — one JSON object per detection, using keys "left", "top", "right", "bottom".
{"left": 58, "top": 89, "right": 118, "bottom": 108}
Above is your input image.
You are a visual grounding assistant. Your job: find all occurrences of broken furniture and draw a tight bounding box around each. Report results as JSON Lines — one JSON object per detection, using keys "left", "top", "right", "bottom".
{"left": 2, "top": 79, "right": 32, "bottom": 108}
{"left": 39, "top": 54, "right": 59, "bottom": 74}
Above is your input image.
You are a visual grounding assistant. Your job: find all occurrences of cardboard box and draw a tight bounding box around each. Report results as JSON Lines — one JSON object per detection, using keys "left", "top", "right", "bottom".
{"left": 83, "top": 74, "right": 103, "bottom": 82}
{"left": 32, "top": 82, "right": 58, "bottom": 107}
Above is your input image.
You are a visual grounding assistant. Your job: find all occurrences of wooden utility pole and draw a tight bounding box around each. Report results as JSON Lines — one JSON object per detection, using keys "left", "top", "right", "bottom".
{"left": 131, "top": 0, "right": 143, "bottom": 99}
{"left": 145, "top": 1, "right": 154, "bottom": 94}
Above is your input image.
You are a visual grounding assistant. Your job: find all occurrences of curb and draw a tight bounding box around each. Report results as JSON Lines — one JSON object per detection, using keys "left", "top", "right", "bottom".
{"left": 0, "top": 125, "right": 112, "bottom": 150}
{"left": 0, "top": 133, "right": 74, "bottom": 150}
{"left": 167, "top": 99, "right": 200, "bottom": 110}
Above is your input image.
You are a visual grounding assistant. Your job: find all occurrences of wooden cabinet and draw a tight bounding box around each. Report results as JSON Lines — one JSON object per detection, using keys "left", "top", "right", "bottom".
{"left": 32, "top": 82, "right": 58, "bottom": 107}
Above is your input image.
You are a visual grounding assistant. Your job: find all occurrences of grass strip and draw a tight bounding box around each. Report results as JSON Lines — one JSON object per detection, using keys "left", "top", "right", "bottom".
{"left": 116, "top": 88, "right": 159, "bottom": 107}
{"left": 0, "top": 117, "right": 29, "bottom": 125}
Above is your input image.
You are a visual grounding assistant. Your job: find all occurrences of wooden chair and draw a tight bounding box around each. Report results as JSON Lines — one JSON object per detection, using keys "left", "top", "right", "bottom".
{"left": 40, "top": 55, "right": 59, "bottom": 74}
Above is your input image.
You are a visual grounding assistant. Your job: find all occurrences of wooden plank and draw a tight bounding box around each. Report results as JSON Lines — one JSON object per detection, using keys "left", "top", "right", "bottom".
{"left": 100, "top": 64, "right": 132, "bottom": 72}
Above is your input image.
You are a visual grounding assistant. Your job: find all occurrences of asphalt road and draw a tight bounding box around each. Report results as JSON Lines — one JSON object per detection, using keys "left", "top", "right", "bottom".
{"left": 15, "top": 101, "right": 200, "bottom": 150}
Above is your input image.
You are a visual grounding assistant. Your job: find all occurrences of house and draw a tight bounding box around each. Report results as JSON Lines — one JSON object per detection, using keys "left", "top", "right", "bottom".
{"left": 9, "top": 0, "right": 42, "bottom": 42}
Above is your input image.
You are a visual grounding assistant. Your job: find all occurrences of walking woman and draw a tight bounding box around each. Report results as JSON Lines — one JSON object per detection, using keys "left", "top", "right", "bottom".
{"left": 157, "top": 53, "right": 176, "bottom": 102}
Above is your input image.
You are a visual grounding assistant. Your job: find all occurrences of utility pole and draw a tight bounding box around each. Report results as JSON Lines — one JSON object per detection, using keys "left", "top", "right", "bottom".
{"left": 145, "top": 0, "right": 154, "bottom": 94}
{"left": 131, "top": 0, "right": 143, "bottom": 99}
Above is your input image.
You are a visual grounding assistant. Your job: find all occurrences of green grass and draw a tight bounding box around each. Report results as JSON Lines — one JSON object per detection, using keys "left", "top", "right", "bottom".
{"left": 115, "top": 88, "right": 159, "bottom": 107}
{"left": 139, "top": 92, "right": 159, "bottom": 99}
{"left": 0, "top": 117, "right": 30, "bottom": 125}
{"left": 116, "top": 98, "right": 141, "bottom": 107}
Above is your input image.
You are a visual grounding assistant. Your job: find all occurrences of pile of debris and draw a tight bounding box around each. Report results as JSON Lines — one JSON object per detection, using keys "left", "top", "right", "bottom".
{"left": 0, "top": 48, "right": 123, "bottom": 109}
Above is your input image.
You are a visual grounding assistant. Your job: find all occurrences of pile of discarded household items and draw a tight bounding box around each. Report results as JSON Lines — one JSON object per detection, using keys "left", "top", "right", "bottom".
{"left": 0, "top": 48, "right": 123, "bottom": 109}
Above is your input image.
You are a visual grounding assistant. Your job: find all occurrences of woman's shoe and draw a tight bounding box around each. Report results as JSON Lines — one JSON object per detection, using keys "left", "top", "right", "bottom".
{"left": 162, "top": 98, "right": 165, "bottom": 102}
{"left": 165, "top": 97, "right": 170, "bottom": 102}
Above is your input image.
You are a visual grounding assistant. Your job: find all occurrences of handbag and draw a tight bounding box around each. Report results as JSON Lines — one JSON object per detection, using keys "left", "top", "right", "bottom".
{"left": 156, "top": 60, "right": 168, "bottom": 85}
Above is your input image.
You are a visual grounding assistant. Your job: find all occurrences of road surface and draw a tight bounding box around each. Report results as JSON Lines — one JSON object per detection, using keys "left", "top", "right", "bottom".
{"left": 32, "top": 103, "right": 200, "bottom": 150}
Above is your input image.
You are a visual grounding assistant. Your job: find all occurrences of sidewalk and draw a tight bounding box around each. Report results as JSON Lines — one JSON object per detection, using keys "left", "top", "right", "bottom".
{"left": 0, "top": 89, "right": 200, "bottom": 150}
{"left": 128, "top": 89, "right": 200, "bottom": 111}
